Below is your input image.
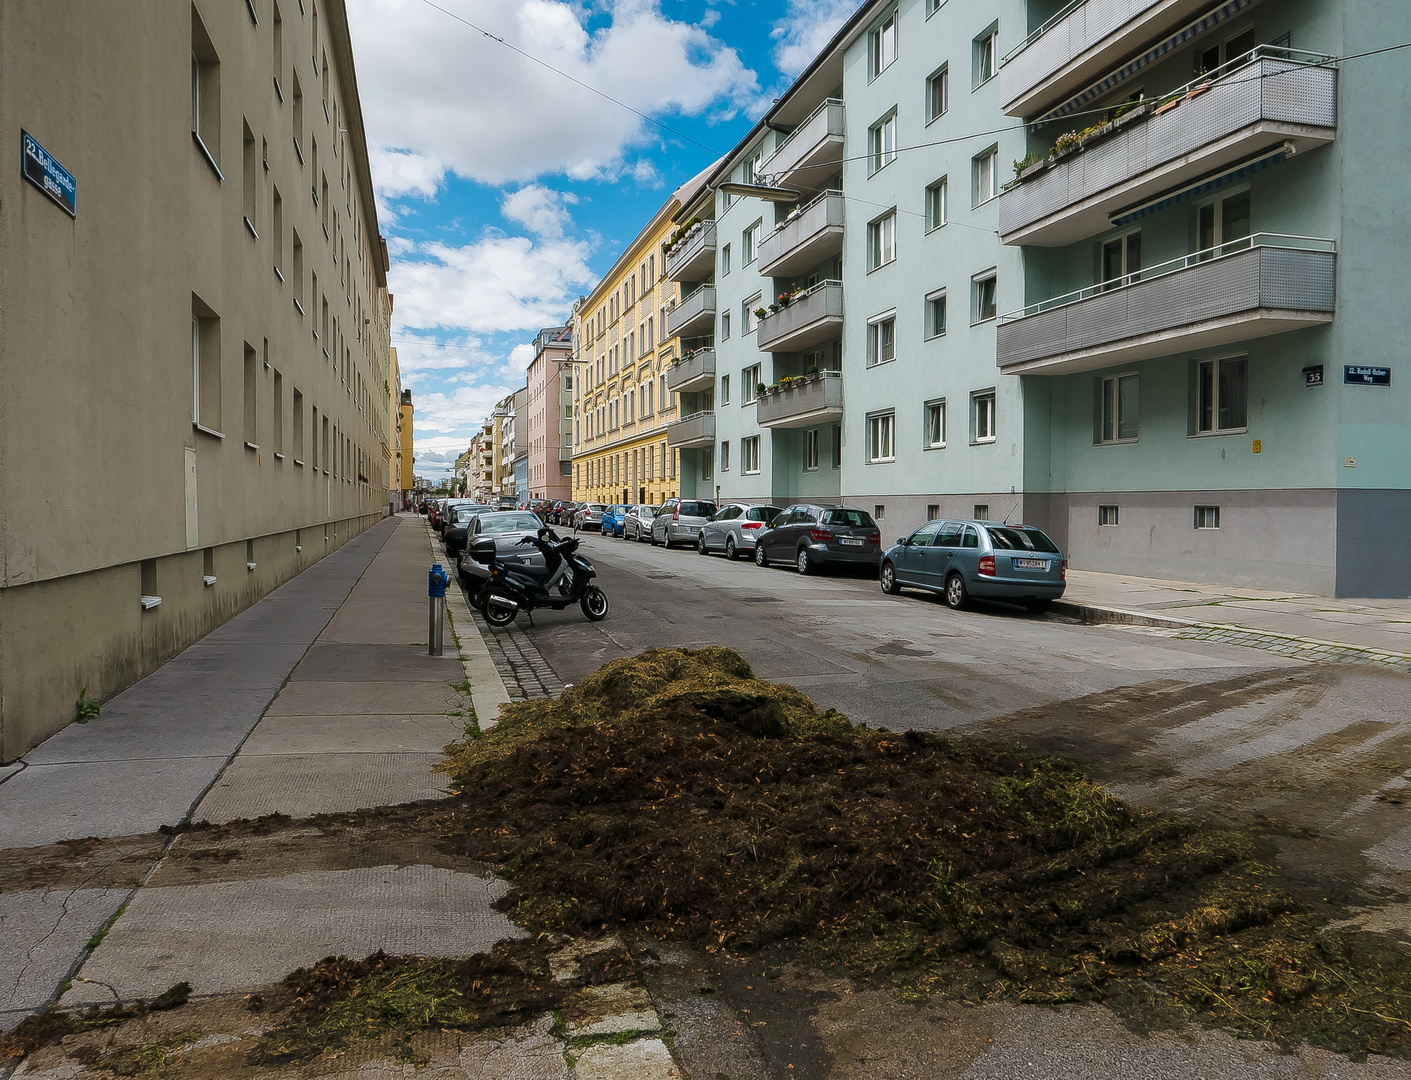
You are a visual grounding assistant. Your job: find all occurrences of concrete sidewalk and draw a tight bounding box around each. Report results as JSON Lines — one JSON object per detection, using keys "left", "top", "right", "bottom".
{"left": 1057, "top": 569, "right": 1411, "bottom": 669}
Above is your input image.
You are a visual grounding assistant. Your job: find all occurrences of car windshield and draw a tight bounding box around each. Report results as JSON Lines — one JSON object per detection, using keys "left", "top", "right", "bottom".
{"left": 679, "top": 501, "right": 717, "bottom": 517}
{"left": 640, "top": 506, "right": 659, "bottom": 517}
{"left": 479, "top": 513, "right": 542, "bottom": 534}
{"left": 823, "top": 509, "right": 876, "bottom": 528}
{"left": 454, "top": 508, "right": 484, "bottom": 522}
{"left": 985, "top": 526, "right": 1060, "bottom": 553}
{"left": 610, "top": 506, "right": 627, "bottom": 514}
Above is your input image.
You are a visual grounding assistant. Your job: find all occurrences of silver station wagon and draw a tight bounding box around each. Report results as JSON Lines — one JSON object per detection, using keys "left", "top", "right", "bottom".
{"left": 879, "top": 519, "right": 1066, "bottom": 613}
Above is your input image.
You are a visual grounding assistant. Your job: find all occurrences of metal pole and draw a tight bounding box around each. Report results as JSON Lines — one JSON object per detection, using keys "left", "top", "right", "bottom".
{"left": 428, "top": 563, "right": 448, "bottom": 656}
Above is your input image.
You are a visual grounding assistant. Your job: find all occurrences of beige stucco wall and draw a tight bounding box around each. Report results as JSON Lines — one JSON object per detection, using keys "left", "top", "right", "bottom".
{"left": 0, "top": 0, "right": 393, "bottom": 758}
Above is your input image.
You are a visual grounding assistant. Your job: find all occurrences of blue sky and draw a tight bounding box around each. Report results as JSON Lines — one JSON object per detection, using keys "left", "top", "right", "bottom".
{"left": 345, "top": 0, "right": 858, "bottom": 480}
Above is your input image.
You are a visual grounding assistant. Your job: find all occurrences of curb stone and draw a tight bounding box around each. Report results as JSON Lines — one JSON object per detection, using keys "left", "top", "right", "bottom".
{"left": 426, "top": 525, "right": 512, "bottom": 728}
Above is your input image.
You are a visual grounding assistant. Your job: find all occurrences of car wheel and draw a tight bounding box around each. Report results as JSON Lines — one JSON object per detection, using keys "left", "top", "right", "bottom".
{"left": 880, "top": 562, "right": 901, "bottom": 595}
{"left": 1025, "top": 600, "right": 1051, "bottom": 615}
{"left": 755, "top": 543, "right": 769, "bottom": 568}
{"left": 945, "top": 572, "right": 969, "bottom": 611}
{"left": 725, "top": 536, "right": 737, "bottom": 561}
{"left": 697, "top": 534, "right": 708, "bottom": 555}
{"left": 796, "top": 546, "right": 813, "bottom": 575}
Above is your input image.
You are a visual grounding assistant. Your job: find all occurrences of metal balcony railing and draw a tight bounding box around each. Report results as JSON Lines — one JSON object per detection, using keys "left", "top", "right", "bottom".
{"left": 666, "top": 349, "right": 716, "bottom": 394}
{"left": 666, "top": 221, "right": 716, "bottom": 282}
{"left": 666, "top": 410, "right": 715, "bottom": 448}
{"left": 665, "top": 284, "right": 717, "bottom": 339}
{"left": 758, "top": 191, "right": 845, "bottom": 278}
{"left": 996, "top": 235, "right": 1336, "bottom": 374}
{"left": 756, "top": 280, "right": 843, "bottom": 353}
{"left": 999, "top": 50, "right": 1337, "bottom": 246}
{"left": 760, "top": 99, "right": 844, "bottom": 187}
{"left": 756, "top": 371, "right": 843, "bottom": 429}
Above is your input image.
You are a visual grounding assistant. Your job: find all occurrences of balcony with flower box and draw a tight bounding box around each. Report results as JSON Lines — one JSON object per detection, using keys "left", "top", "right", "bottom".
{"left": 756, "top": 281, "right": 843, "bottom": 353}
{"left": 756, "top": 371, "right": 843, "bottom": 430}
{"left": 666, "top": 221, "right": 716, "bottom": 282}
{"left": 666, "top": 349, "right": 716, "bottom": 394}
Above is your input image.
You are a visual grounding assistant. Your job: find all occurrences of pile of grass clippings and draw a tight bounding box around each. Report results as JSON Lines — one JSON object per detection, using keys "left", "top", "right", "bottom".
{"left": 437, "top": 646, "right": 1411, "bottom": 1059}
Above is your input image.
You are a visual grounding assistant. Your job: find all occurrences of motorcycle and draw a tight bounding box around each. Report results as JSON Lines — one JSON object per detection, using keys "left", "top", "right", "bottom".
{"left": 468, "top": 528, "right": 609, "bottom": 628}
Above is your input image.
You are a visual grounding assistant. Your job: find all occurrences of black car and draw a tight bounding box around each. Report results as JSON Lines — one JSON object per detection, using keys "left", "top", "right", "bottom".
{"left": 442, "top": 503, "right": 494, "bottom": 558}
{"left": 754, "top": 504, "right": 882, "bottom": 575}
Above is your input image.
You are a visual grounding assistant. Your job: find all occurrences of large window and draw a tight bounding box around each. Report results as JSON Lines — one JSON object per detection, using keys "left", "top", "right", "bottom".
{"left": 926, "top": 288, "right": 948, "bottom": 338}
{"left": 869, "top": 10, "right": 899, "bottom": 78}
{"left": 927, "top": 65, "right": 949, "bottom": 123}
{"left": 926, "top": 177, "right": 948, "bottom": 231}
{"left": 1101, "top": 231, "right": 1142, "bottom": 289}
{"left": 743, "top": 219, "right": 762, "bottom": 265}
{"left": 972, "top": 391, "right": 996, "bottom": 443}
{"left": 742, "top": 435, "right": 761, "bottom": 474}
{"left": 869, "top": 112, "right": 898, "bottom": 174}
{"left": 1198, "top": 190, "right": 1252, "bottom": 258}
{"left": 1097, "top": 373, "right": 1140, "bottom": 443}
{"left": 868, "top": 211, "right": 897, "bottom": 270}
{"left": 974, "top": 24, "right": 998, "bottom": 87}
{"left": 1195, "top": 356, "right": 1247, "bottom": 433}
{"left": 191, "top": 10, "right": 222, "bottom": 175}
{"left": 867, "top": 312, "right": 896, "bottom": 367}
{"left": 744, "top": 364, "right": 761, "bottom": 402}
{"left": 867, "top": 412, "right": 896, "bottom": 463}
{"left": 743, "top": 296, "right": 760, "bottom": 334}
{"left": 973, "top": 147, "right": 999, "bottom": 205}
{"left": 972, "top": 270, "right": 997, "bottom": 324}
{"left": 925, "top": 400, "right": 946, "bottom": 448}
{"left": 191, "top": 298, "right": 222, "bottom": 432}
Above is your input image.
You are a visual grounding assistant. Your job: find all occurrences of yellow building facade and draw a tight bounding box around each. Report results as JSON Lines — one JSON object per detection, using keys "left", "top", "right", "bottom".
{"left": 572, "top": 172, "right": 715, "bottom": 507}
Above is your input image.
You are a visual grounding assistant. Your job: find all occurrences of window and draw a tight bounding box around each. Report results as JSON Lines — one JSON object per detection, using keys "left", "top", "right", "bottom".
{"left": 191, "top": 297, "right": 221, "bottom": 432}
{"left": 926, "top": 289, "right": 948, "bottom": 337}
{"left": 272, "top": 187, "right": 284, "bottom": 277}
{"left": 721, "top": 243, "right": 731, "bottom": 276}
{"left": 831, "top": 424, "right": 842, "bottom": 469}
{"left": 293, "top": 388, "right": 304, "bottom": 458}
{"left": 974, "top": 24, "right": 998, "bottom": 87}
{"left": 804, "top": 428, "right": 820, "bottom": 470}
{"left": 926, "top": 177, "right": 948, "bottom": 231}
{"left": 927, "top": 65, "right": 949, "bottom": 122}
{"left": 868, "top": 212, "right": 897, "bottom": 270}
{"left": 742, "top": 435, "right": 761, "bottom": 474}
{"left": 1097, "top": 373, "right": 1140, "bottom": 443}
{"left": 972, "top": 271, "right": 998, "bottom": 323}
{"left": 242, "top": 123, "right": 258, "bottom": 233}
{"left": 1195, "top": 356, "right": 1248, "bottom": 433}
{"left": 869, "top": 112, "right": 898, "bottom": 173}
{"left": 1194, "top": 504, "right": 1223, "bottom": 530}
{"left": 743, "top": 296, "right": 760, "bottom": 334}
{"left": 973, "top": 504, "right": 990, "bottom": 521}
{"left": 1197, "top": 190, "right": 1252, "bottom": 258}
{"left": 191, "top": 10, "right": 221, "bottom": 175}
{"left": 743, "top": 219, "right": 762, "bottom": 265}
{"left": 744, "top": 365, "right": 761, "bottom": 402}
{"left": 925, "top": 400, "right": 946, "bottom": 447}
{"left": 291, "top": 73, "right": 304, "bottom": 160}
{"left": 869, "top": 10, "right": 898, "bottom": 78}
{"left": 927, "top": 504, "right": 940, "bottom": 520}
{"left": 292, "top": 231, "right": 304, "bottom": 309}
{"left": 1101, "top": 231, "right": 1143, "bottom": 291}
{"left": 867, "top": 412, "right": 896, "bottom": 463}
{"left": 272, "top": 2, "right": 283, "bottom": 94}
{"left": 243, "top": 344, "right": 258, "bottom": 445}
{"left": 720, "top": 441, "right": 730, "bottom": 472}
{"left": 1099, "top": 505, "right": 1120, "bottom": 526}
{"left": 721, "top": 310, "right": 731, "bottom": 340}
{"left": 273, "top": 369, "right": 284, "bottom": 453}
{"left": 972, "top": 391, "right": 996, "bottom": 443}
{"left": 701, "top": 448, "right": 714, "bottom": 481}
{"left": 973, "top": 146, "right": 999, "bottom": 205}
{"left": 742, "top": 146, "right": 763, "bottom": 185}
{"left": 721, "top": 374, "right": 730, "bottom": 405}
{"left": 867, "top": 312, "right": 897, "bottom": 367}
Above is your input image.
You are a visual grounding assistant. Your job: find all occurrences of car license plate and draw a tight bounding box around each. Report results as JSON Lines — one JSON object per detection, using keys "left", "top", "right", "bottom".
{"left": 841, "top": 538, "right": 863, "bottom": 546}
{"left": 1014, "top": 558, "right": 1047, "bottom": 570}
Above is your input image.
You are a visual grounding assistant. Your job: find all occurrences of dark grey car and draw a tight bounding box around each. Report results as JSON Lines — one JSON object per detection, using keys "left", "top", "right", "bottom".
{"left": 879, "top": 519, "right": 1066, "bottom": 613}
{"left": 754, "top": 505, "right": 881, "bottom": 575}
{"left": 455, "top": 510, "right": 550, "bottom": 588}
{"left": 697, "top": 504, "right": 784, "bottom": 560}
{"left": 442, "top": 503, "right": 494, "bottom": 558}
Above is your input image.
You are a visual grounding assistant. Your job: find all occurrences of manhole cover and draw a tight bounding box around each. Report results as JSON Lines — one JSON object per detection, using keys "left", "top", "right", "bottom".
{"left": 738, "top": 596, "right": 782, "bottom": 603}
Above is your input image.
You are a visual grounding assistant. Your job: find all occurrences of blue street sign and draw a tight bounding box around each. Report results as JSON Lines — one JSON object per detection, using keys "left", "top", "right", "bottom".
{"left": 21, "top": 131, "right": 76, "bottom": 217}
{"left": 1343, "top": 365, "right": 1391, "bottom": 387}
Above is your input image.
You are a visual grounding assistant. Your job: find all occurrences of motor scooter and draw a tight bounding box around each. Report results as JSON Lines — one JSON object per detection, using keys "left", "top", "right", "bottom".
{"left": 468, "top": 528, "right": 608, "bottom": 627}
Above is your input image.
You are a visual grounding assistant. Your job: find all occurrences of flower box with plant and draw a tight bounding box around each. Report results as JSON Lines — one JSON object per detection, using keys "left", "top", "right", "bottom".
{"left": 805, "top": 363, "right": 819, "bottom": 375}
{"left": 1013, "top": 151, "right": 1045, "bottom": 181}
{"left": 779, "top": 375, "right": 795, "bottom": 387}
{"left": 754, "top": 307, "right": 769, "bottom": 320}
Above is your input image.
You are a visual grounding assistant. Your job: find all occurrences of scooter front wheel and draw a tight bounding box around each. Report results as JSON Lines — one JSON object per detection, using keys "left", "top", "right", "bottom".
{"left": 484, "top": 600, "right": 518, "bottom": 627}
{"left": 580, "top": 586, "right": 609, "bottom": 622}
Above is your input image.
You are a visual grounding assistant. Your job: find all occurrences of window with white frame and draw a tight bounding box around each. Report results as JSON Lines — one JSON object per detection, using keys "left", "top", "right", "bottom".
{"left": 971, "top": 390, "right": 996, "bottom": 443}
{"left": 742, "top": 146, "right": 764, "bottom": 184}
{"left": 1194, "top": 505, "right": 1221, "bottom": 529}
{"left": 925, "top": 400, "right": 946, "bottom": 448}
{"left": 973, "top": 146, "right": 999, "bottom": 205}
{"left": 720, "top": 374, "right": 730, "bottom": 405}
{"left": 743, "top": 295, "right": 760, "bottom": 333}
{"left": 869, "top": 10, "right": 899, "bottom": 78}
{"left": 721, "top": 309, "right": 731, "bottom": 340}
{"left": 743, "top": 364, "right": 761, "bottom": 402}
{"left": 1099, "top": 505, "right": 1120, "bottom": 526}
{"left": 742, "top": 435, "right": 761, "bottom": 474}
{"left": 974, "top": 24, "right": 998, "bottom": 87}
{"left": 926, "top": 0, "right": 945, "bottom": 12}
{"left": 869, "top": 111, "right": 898, "bottom": 174}
{"left": 743, "top": 219, "right": 762, "bottom": 265}
{"left": 1195, "top": 356, "right": 1247, "bottom": 433}
{"left": 867, "top": 311, "right": 897, "bottom": 367}
{"left": 831, "top": 424, "right": 842, "bottom": 468}
{"left": 721, "top": 242, "right": 731, "bottom": 276}
{"left": 926, "top": 64, "right": 949, "bottom": 122}
{"left": 701, "top": 447, "right": 713, "bottom": 481}
{"left": 926, "top": 176, "right": 948, "bottom": 231}
{"left": 867, "top": 412, "right": 896, "bottom": 463}
{"left": 868, "top": 211, "right": 897, "bottom": 270}
{"left": 972, "top": 270, "right": 997, "bottom": 323}
{"left": 804, "top": 428, "right": 820, "bottom": 470}
{"left": 926, "top": 288, "right": 947, "bottom": 338}
{"left": 720, "top": 440, "right": 730, "bottom": 472}
{"left": 1097, "top": 372, "right": 1140, "bottom": 443}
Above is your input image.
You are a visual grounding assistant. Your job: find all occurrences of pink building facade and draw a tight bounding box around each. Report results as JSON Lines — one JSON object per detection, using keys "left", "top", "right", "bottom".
{"left": 526, "top": 326, "right": 574, "bottom": 502}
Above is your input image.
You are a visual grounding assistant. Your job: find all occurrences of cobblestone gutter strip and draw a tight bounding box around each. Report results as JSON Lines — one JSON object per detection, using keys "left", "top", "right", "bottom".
{"left": 424, "top": 525, "right": 512, "bottom": 726}
{"left": 1054, "top": 600, "right": 1411, "bottom": 674}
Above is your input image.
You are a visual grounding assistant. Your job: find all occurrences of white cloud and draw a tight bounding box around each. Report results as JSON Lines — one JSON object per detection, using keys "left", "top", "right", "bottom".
{"left": 508, "top": 343, "right": 536, "bottom": 371}
{"left": 415, "top": 383, "right": 520, "bottom": 436}
{"left": 501, "top": 185, "right": 578, "bottom": 238}
{"left": 346, "top": 0, "right": 760, "bottom": 188}
{"left": 370, "top": 148, "right": 446, "bottom": 200}
{"left": 770, "top": 0, "right": 857, "bottom": 78}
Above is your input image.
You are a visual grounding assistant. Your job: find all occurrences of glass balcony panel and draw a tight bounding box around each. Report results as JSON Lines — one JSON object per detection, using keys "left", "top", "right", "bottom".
{"left": 758, "top": 191, "right": 845, "bottom": 278}
{"left": 666, "top": 284, "right": 717, "bottom": 339}
{"left": 756, "top": 372, "right": 843, "bottom": 430}
{"left": 756, "top": 281, "right": 844, "bottom": 353}
{"left": 666, "top": 349, "right": 716, "bottom": 394}
{"left": 666, "top": 410, "right": 715, "bottom": 448}
{"left": 666, "top": 221, "right": 716, "bottom": 282}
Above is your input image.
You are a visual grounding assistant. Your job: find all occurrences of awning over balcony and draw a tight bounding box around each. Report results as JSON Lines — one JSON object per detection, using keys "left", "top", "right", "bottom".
{"left": 1109, "top": 144, "right": 1288, "bottom": 227}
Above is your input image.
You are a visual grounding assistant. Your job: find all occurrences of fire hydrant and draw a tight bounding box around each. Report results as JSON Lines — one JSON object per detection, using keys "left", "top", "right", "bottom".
{"left": 428, "top": 563, "right": 449, "bottom": 656}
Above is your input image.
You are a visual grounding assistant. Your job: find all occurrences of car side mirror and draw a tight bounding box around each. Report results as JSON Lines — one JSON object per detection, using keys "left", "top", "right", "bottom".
{"left": 898, "top": 537, "right": 907, "bottom": 547}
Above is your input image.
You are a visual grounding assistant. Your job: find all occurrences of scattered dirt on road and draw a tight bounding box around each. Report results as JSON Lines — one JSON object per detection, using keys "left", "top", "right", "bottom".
{"left": 0, "top": 833, "right": 165, "bottom": 893}
{"left": 436, "top": 646, "right": 1411, "bottom": 1059}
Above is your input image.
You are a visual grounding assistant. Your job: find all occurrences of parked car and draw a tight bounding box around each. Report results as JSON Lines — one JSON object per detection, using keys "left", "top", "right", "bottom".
{"left": 623, "top": 504, "right": 660, "bottom": 542}
{"left": 601, "top": 504, "right": 630, "bottom": 538}
{"left": 442, "top": 503, "right": 494, "bottom": 558}
{"left": 754, "top": 505, "right": 881, "bottom": 575}
{"left": 456, "top": 510, "right": 553, "bottom": 589}
{"left": 651, "top": 498, "right": 718, "bottom": 548}
{"left": 697, "top": 503, "right": 784, "bottom": 560}
{"left": 880, "top": 520, "right": 1066, "bottom": 613}
{"left": 574, "top": 503, "right": 609, "bottom": 530}
{"left": 437, "top": 498, "right": 480, "bottom": 536}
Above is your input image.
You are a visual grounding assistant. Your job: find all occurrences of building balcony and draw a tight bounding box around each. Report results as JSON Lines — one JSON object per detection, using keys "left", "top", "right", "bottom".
{"left": 999, "top": 52, "right": 1337, "bottom": 246}
{"left": 756, "top": 371, "right": 843, "bottom": 430}
{"left": 756, "top": 281, "right": 843, "bottom": 353}
{"left": 996, "top": 235, "right": 1336, "bottom": 375}
{"left": 758, "top": 191, "right": 844, "bottom": 278}
{"left": 666, "top": 221, "right": 716, "bottom": 282}
{"left": 666, "top": 349, "right": 716, "bottom": 394}
{"left": 666, "top": 284, "right": 716, "bottom": 339}
{"left": 666, "top": 410, "right": 715, "bottom": 448}
{"left": 760, "top": 99, "right": 844, "bottom": 191}
{"left": 1001, "top": 0, "right": 1230, "bottom": 118}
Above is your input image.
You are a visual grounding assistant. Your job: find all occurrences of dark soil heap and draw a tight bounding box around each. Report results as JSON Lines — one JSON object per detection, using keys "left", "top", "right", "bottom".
{"left": 439, "top": 646, "right": 1411, "bottom": 1058}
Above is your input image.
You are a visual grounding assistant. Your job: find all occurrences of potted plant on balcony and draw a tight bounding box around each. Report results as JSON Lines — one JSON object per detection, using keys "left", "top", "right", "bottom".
{"left": 1050, "top": 130, "right": 1082, "bottom": 161}
{"left": 805, "top": 363, "right": 819, "bottom": 376}
{"left": 1013, "top": 151, "right": 1046, "bottom": 181}
{"left": 779, "top": 375, "right": 795, "bottom": 388}
{"left": 754, "top": 306, "right": 769, "bottom": 320}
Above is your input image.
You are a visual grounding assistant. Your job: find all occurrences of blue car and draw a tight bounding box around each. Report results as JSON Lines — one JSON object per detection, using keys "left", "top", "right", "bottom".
{"left": 601, "top": 504, "right": 630, "bottom": 538}
{"left": 879, "top": 519, "right": 1066, "bottom": 614}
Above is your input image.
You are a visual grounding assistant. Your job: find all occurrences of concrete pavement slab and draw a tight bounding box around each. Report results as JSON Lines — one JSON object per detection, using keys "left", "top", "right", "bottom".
{"left": 264, "top": 680, "right": 462, "bottom": 716}
{"left": 193, "top": 752, "right": 447, "bottom": 822}
{"left": 63, "top": 865, "right": 523, "bottom": 1003}
{"left": 319, "top": 601, "right": 432, "bottom": 644}
{"left": 456, "top": 1014, "right": 571, "bottom": 1079}
{"left": 160, "top": 642, "right": 315, "bottom": 687}
{"left": 1, "top": 888, "right": 130, "bottom": 1017}
{"left": 238, "top": 713, "right": 466, "bottom": 755}
{"left": 574, "top": 1039, "right": 681, "bottom": 1079}
{"left": 294, "top": 643, "right": 464, "bottom": 682}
